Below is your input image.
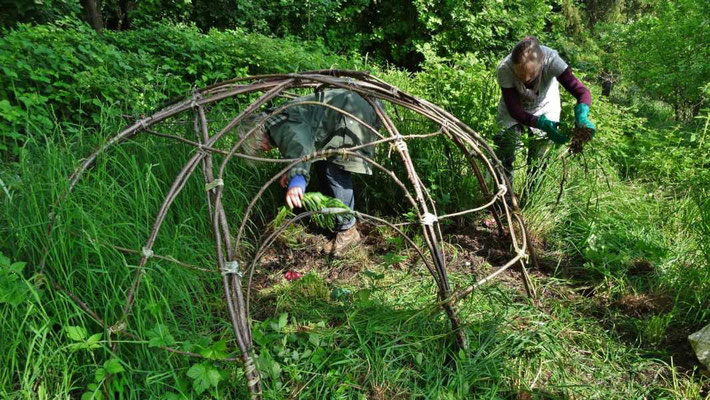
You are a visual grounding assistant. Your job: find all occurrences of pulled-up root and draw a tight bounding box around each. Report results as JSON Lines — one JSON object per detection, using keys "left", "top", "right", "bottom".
{"left": 569, "top": 125, "right": 594, "bottom": 154}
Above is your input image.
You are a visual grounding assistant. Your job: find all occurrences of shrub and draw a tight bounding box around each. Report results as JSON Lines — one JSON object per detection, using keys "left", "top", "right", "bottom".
{"left": 0, "top": 19, "right": 352, "bottom": 158}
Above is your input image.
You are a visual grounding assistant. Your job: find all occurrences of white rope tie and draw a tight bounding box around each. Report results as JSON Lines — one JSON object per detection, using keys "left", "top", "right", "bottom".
{"left": 518, "top": 249, "right": 529, "bottom": 261}
{"left": 247, "top": 377, "right": 260, "bottom": 388}
{"left": 394, "top": 135, "right": 407, "bottom": 152}
{"left": 244, "top": 358, "right": 260, "bottom": 387}
{"left": 141, "top": 247, "right": 154, "bottom": 259}
{"left": 441, "top": 120, "right": 450, "bottom": 132}
{"left": 221, "top": 260, "right": 242, "bottom": 277}
{"left": 498, "top": 184, "right": 508, "bottom": 197}
{"left": 421, "top": 212, "right": 438, "bottom": 226}
{"left": 108, "top": 321, "right": 127, "bottom": 335}
{"left": 205, "top": 179, "right": 224, "bottom": 192}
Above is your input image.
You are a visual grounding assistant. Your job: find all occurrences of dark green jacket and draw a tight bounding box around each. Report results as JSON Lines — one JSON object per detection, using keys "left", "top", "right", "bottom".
{"left": 266, "top": 89, "right": 382, "bottom": 181}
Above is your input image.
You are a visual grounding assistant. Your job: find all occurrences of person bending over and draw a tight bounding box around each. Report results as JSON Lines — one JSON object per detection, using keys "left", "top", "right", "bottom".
{"left": 241, "top": 88, "right": 382, "bottom": 256}
{"left": 494, "top": 36, "right": 596, "bottom": 199}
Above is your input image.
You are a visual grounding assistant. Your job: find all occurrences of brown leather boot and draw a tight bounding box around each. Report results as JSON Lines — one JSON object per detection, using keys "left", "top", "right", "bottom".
{"left": 320, "top": 225, "right": 361, "bottom": 257}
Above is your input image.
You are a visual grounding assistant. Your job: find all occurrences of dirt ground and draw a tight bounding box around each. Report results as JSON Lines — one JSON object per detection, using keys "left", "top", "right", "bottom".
{"left": 248, "top": 217, "right": 705, "bottom": 376}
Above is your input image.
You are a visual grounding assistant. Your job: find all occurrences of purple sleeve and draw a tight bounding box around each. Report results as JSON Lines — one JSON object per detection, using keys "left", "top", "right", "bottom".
{"left": 501, "top": 88, "right": 538, "bottom": 127}
{"left": 557, "top": 67, "right": 592, "bottom": 106}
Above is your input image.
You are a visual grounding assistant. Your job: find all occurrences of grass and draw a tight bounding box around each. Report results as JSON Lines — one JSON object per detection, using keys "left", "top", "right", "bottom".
{"left": 1, "top": 84, "right": 709, "bottom": 399}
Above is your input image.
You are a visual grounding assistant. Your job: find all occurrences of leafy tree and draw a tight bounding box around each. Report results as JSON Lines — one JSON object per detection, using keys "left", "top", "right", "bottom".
{"left": 413, "top": 0, "right": 557, "bottom": 61}
{"left": 0, "top": 0, "right": 80, "bottom": 29}
{"left": 620, "top": 0, "right": 709, "bottom": 119}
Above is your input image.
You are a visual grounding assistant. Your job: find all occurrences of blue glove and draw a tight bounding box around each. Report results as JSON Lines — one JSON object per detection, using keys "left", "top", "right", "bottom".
{"left": 574, "top": 103, "right": 596, "bottom": 135}
{"left": 536, "top": 114, "right": 568, "bottom": 144}
{"left": 287, "top": 174, "right": 307, "bottom": 193}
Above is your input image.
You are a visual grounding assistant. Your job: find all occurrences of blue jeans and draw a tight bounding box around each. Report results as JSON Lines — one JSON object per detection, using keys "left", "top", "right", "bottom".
{"left": 314, "top": 161, "right": 356, "bottom": 231}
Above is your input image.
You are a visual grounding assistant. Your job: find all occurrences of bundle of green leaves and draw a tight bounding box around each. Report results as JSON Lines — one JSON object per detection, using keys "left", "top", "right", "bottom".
{"left": 272, "top": 192, "right": 351, "bottom": 231}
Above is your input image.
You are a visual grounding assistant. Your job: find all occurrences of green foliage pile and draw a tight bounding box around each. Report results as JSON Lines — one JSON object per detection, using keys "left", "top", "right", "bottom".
{"left": 273, "top": 192, "right": 352, "bottom": 231}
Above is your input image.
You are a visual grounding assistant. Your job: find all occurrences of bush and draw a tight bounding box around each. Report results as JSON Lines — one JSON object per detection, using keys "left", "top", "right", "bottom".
{"left": 414, "top": 0, "right": 559, "bottom": 61}
{"left": 619, "top": 0, "right": 709, "bottom": 120}
{"left": 0, "top": 19, "right": 147, "bottom": 154}
{"left": 0, "top": 19, "right": 353, "bottom": 158}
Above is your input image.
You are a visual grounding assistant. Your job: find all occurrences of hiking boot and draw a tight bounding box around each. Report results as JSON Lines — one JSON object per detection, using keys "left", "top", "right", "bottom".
{"left": 320, "top": 226, "right": 361, "bottom": 257}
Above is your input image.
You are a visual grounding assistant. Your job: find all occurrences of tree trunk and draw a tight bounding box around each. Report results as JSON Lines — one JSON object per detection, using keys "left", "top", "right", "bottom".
{"left": 118, "top": 0, "right": 134, "bottom": 30}
{"left": 80, "top": 0, "right": 104, "bottom": 32}
{"left": 601, "top": 79, "right": 613, "bottom": 97}
{"left": 106, "top": 0, "right": 134, "bottom": 30}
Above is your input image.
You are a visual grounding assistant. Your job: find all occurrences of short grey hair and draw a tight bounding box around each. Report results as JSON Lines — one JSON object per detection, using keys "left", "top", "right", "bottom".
{"left": 236, "top": 112, "right": 268, "bottom": 157}
{"left": 511, "top": 36, "right": 543, "bottom": 67}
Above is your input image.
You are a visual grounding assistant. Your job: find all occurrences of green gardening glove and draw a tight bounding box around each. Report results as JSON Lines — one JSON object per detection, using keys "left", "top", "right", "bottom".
{"left": 574, "top": 103, "right": 596, "bottom": 135}
{"left": 536, "top": 114, "right": 568, "bottom": 144}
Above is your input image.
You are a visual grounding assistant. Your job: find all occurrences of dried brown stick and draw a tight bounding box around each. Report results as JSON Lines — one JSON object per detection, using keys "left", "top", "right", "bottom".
{"left": 111, "top": 244, "right": 214, "bottom": 274}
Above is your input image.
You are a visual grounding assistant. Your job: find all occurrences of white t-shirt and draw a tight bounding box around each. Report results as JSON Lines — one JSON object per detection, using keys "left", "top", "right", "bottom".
{"left": 496, "top": 45, "right": 568, "bottom": 131}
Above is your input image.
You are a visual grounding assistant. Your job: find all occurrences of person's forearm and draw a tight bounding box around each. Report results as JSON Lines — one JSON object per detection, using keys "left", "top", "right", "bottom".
{"left": 502, "top": 88, "right": 538, "bottom": 127}
{"left": 557, "top": 67, "right": 591, "bottom": 106}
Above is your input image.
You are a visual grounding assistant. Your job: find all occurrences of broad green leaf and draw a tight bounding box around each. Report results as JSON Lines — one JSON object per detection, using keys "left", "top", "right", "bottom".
{"left": 9, "top": 262, "right": 25, "bottom": 274}
{"left": 458, "top": 348, "right": 466, "bottom": 361}
{"left": 65, "top": 326, "right": 87, "bottom": 342}
{"left": 95, "top": 367, "right": 106, "bottom": 382}
{"left": 147, "top": 324, "right": 176, "bottom": 348}
{"left": 86, "top": 333, "right": 102, "bottom": 349}
{"left": 199, "top": 339, "right": 228, "bottom": 360}
{"left": 81, "top": 383, "right": 103, "bottom": 400}
{"left": 187, "top": 362, "right": 222, "bottom": 395}
{"left": 308, "top": 333, "right": 321, "bottom": 347}
{"left": 278, "top": 313, "right": 288, "bottom": 330}
{"left": 186, "top": 364, "right": 208, "bottom": 394}
{"left": 104, "top": 358, "right": 125, "bottom": 374}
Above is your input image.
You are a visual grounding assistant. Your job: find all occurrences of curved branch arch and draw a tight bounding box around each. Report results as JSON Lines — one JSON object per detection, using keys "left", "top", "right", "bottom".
{"left": 41, "top": 70, "right": 538, "bottom": 399}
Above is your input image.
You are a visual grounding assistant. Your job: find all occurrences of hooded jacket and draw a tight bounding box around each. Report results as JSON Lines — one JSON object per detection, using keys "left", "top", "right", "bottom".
{"left": 266, "top": 89, "right": 382, "bottom": 182}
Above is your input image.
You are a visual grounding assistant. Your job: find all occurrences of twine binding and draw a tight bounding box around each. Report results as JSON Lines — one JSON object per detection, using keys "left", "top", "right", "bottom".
{"left": 421, "top": 212, "right": 438, "bottom": 226}
{"left": 221, "top": 260, "right": 242, "bottom": 277}
{"left": 141, "top": 247, "right": 154, "bottom": 258}
{"left": 205, "top": 179, "right": 224, "bottom": 192}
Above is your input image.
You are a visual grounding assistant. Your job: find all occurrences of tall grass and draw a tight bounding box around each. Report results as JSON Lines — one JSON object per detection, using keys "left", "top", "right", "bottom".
{"left": 0, "top": 108, "right": 279, "bottom": 397}
{"left": 521, "top": 103, "right": 710, "bottom": 346}
{"left": 2, "top": 36, "right": 708, "bottom": 397}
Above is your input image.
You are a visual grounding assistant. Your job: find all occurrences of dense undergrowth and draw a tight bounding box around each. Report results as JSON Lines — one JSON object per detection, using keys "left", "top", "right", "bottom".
{"left": 1, "top": 20, "right": 709, "bottom": 399}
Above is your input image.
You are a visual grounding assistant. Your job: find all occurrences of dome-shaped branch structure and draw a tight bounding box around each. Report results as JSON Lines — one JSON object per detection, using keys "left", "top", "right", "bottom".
{"left": 41, "top": 70, "right": 538, "bottom": 399}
